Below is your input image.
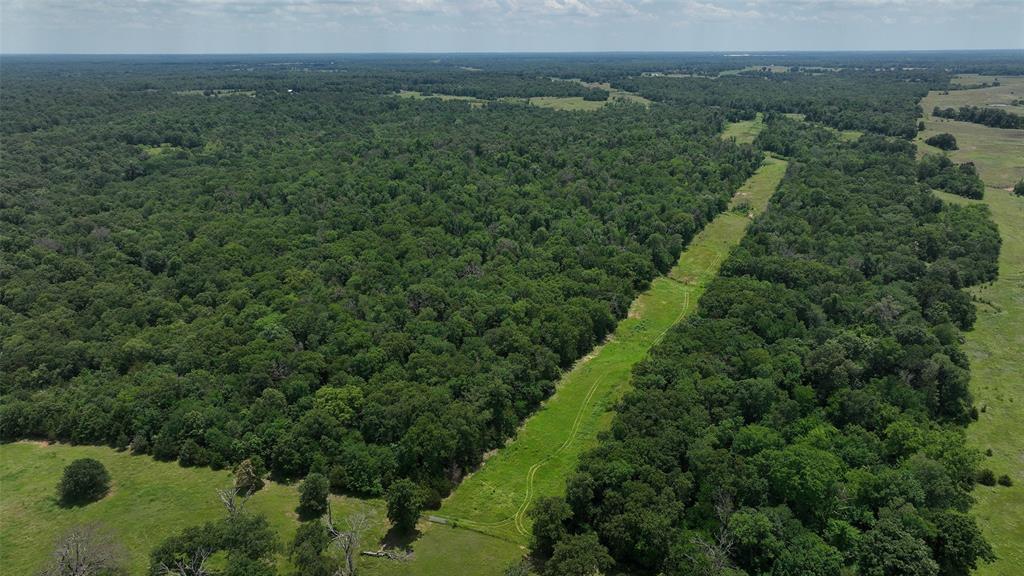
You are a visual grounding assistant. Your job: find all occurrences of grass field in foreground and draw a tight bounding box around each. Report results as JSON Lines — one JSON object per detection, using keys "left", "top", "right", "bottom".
{"left": 0, "top": 442, "right": 388, "bottom": 575}
{"left": 422, "top": 157, "right": 788, "bottom": 550}
{"left": 923, "top": 83, "right": 1024, "bottom": 574}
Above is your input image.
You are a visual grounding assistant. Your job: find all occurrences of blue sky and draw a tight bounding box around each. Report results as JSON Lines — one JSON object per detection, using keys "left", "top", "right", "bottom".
{"left": 2, "top": 0, "right": 1022, "bottom": 54}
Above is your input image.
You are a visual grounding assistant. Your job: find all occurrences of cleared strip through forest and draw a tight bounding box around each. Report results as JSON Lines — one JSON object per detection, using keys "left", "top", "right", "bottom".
{"left": 427, "top": 156, "right": 789, "bottom": 545}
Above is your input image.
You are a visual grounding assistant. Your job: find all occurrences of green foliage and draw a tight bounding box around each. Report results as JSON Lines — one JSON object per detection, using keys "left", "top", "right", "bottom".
{"left": 289, "top": 521, "right": 333, "bottom": 576}
{"left": 933, "top": 106, "right": 1024, "bottom": 129}
{"left": 385, "top": 478, "right": 424, "bottom": 533}
{"left": 544, "top": 117, "right": 998, "bottom": 575}
{"left": 148, "top": 512, "right": 278, "bottom": 576}
{"left": 976, "top": 469, "right": 997, "bottom": 486}
{"left": 917, "top": 154, "right": 985, "bottom": 199}
{"left": 0, "top": 60, "right": 759, "bottom": 494}
{"left": 58, "top": 458, "right": 111, "bottom": 505}
{"left": 298, "top": 473, "right": 330, "bottom": 518}
{"left": 926, "top": 133, "right": 959, "bottom": 150}
{"left": 1014, "top": 179, "right": 1024, "bottom": 196}
{"left": 528, "top": 496, "right": 572, "bottom": 559}
{"left": 543, "top": 532, "right": 613, "bottom": 576}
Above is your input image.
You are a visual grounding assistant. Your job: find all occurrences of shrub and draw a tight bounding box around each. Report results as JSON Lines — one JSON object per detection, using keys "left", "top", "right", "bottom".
{"left": 58, "top": 458, "right": 111, "bottom": 505}
{"left": 997, "top": 474, "right": 1013, "bottom": 487}
{"left": 976, "top": 468, "right": 997, "bottom": 486}
{"left": 1014, "top": 179, "right": 1024, "bottom": 197}
{"left": 298, "top": 473, "right": 330, "bottom": 518}
{"left": 385, "top": 478, "right": 424, "bottom": 533}
{"left": 925, "top": 132, "right": 958, "bottom": 151}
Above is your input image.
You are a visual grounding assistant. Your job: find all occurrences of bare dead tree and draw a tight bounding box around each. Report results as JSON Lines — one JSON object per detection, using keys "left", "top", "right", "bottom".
{"left": 216, "top": 486, "right": 250, "bottom": 517}
{"left": 157, "top": 547, "right": 212, "bottom": 576}
{"left": 325, "top": 503, "right": 371, "bottom": 576}
{"left": 684, "top": 492, "right": 737, "bottom": 576}
{"left": 39, "top": 523, "right": 126, "bottom": 576}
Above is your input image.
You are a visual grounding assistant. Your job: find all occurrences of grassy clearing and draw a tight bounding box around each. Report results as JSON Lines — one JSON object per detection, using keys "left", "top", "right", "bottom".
{"left": 139, "top": 143, "right": 183, "bottom": 158}
{"left": 919, "top": 82, "right": 1024, "bottom": 575}
{"left": 718, "top": 65, "right": 789, "bottom": 76}
{"left": 175, "top": 89, "right": 255, "bottom": 97}
{"left": 917, "top": 80, "right": 1024, "bottom": 188}
{"left": 783, "top": 112, "right": 862, "bottom": 142}
{"left": 423, "top": 157, "right": 788, "bottom": 555}
{"left": 526, "top": 96, "right": 607, "bottom": 111}
{"left": 396, "top": 90, "right": 487, "bottom": 107}
{"left": 0, "top": 442, "right": 387, "bottom": 575}
{"left": 935, "top": 75, "right": 1024, "bottom": 116}
{"left": 721, "top": 112, "right": 765, "bottom": 144}
{"left": 553, "top": 78, "right": 653, "bottom": 107}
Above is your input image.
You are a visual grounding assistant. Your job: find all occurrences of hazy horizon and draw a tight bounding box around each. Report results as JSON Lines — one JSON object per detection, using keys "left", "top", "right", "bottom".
{"left": 3, "top": 0, "right": 1022, "bottom": 55}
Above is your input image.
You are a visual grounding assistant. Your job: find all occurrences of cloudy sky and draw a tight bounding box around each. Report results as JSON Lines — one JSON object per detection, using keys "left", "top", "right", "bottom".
{"left": 2, "top": 0, "right": 1022, "bottom": 54}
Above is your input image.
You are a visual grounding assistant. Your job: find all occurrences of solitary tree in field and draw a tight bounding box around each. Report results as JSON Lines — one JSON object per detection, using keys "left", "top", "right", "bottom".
{"left": 299, "top": 473, "right": 331, "bottom": 518}
{"left": 1014, "top": 179, "right": 1024, "bottom": 196}
{"left": 385, "top": 478, "right": 424, "bottom": 533}
{"left": 57, "top": 458, "right": 110, "bottom": 505}
{"left": 39, "top": 523, "right": 126, "bottom": 576}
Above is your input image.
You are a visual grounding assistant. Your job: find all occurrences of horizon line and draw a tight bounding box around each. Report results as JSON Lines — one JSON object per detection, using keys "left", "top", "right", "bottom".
{"left": 3, "top": 48, "right": 1023, "bottom": 57}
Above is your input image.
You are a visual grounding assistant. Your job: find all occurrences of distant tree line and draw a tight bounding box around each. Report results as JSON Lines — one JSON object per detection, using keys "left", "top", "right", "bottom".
{"left": 933, "top": 106, "right": 1024, "bottom": 129}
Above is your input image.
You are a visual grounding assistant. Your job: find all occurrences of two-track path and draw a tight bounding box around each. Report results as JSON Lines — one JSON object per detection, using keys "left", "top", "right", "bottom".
{"left": 428, "top": 156, "right": 789, "bottom": 545}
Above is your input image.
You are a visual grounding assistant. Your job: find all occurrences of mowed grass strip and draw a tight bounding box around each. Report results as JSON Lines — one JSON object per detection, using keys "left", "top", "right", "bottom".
{"left": 0, "top": 442, "right": 387, "bottom": 575}
{"left": 924, "top": 86, "right": 1024, "bottom": 574}
{"left": 433, "top": 156, "right": 789, "bottom": 546}
{"left": 720, "top": 112, "right": 764, "bottom": 145}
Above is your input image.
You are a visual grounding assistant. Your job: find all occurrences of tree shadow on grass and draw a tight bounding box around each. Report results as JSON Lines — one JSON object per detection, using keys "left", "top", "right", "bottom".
{"left": 379, "top": 525, "right": 420, "bottom": 551}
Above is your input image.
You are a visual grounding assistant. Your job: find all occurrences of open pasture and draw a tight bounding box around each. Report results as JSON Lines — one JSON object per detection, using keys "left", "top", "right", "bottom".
{"left": 0, "top": 442, "right": 388, "bottom": 575}
{"left": 922, "top": 80, "right": 1024, "bottom": 575}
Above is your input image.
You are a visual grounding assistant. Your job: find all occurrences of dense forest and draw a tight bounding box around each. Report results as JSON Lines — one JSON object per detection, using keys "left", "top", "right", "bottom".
{"left": 1, "top": 58, "right": 759, "bottom": 500}
{"left": 535, "top": 115, "right": 1001, "bottom": 575}
{"left": 0, "top": 53, "right": 1014, "bottom": 575}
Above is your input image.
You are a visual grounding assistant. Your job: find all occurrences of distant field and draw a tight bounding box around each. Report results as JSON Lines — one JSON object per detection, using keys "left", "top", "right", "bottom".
{"left": 396, "top": 90, "right": 619, "bottom": 112}
{"left": 423, "top": 156, "right": 788, "bottom": 555}
{"left": 397, "top": 90, "right": 487, "bottom": 107}
{"left": 783, "top": 112, "right": 863, "bottom": 141}
{"left": 918, "top": 79, "right": 1024, "bottom": 188}
{"left": 555, "top": 78, "right": 653, "bottom": 106}
{"left": 718, "top": 65, "right": 789, "bottom": 76}
{"left": 527, "top": 96, "right": 607, "bottom": 111}
{"left": 933, "top": 75, "right": 1024, "bottom": 116}
{"left": 720, "top": 112, "right": 765, "bottom": 144}
{"left": 175, "top": 89, "right": 255, "bottom": 97}
{"left": 0, "top": 442, "right": 387, "bottom": 575}
{"left": 921, "top": 81, "right": 1024, "bottom": 576}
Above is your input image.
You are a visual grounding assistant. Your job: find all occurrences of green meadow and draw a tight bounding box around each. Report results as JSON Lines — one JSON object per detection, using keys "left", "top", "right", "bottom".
{"left": 0, "top": 442, "right": 387, "bottom": 575}
{"left": 921, "top": 79, "right": 1024, "bottom": 576}
{"left": 720, "top": 112, "right": 765, "bottom": 144}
